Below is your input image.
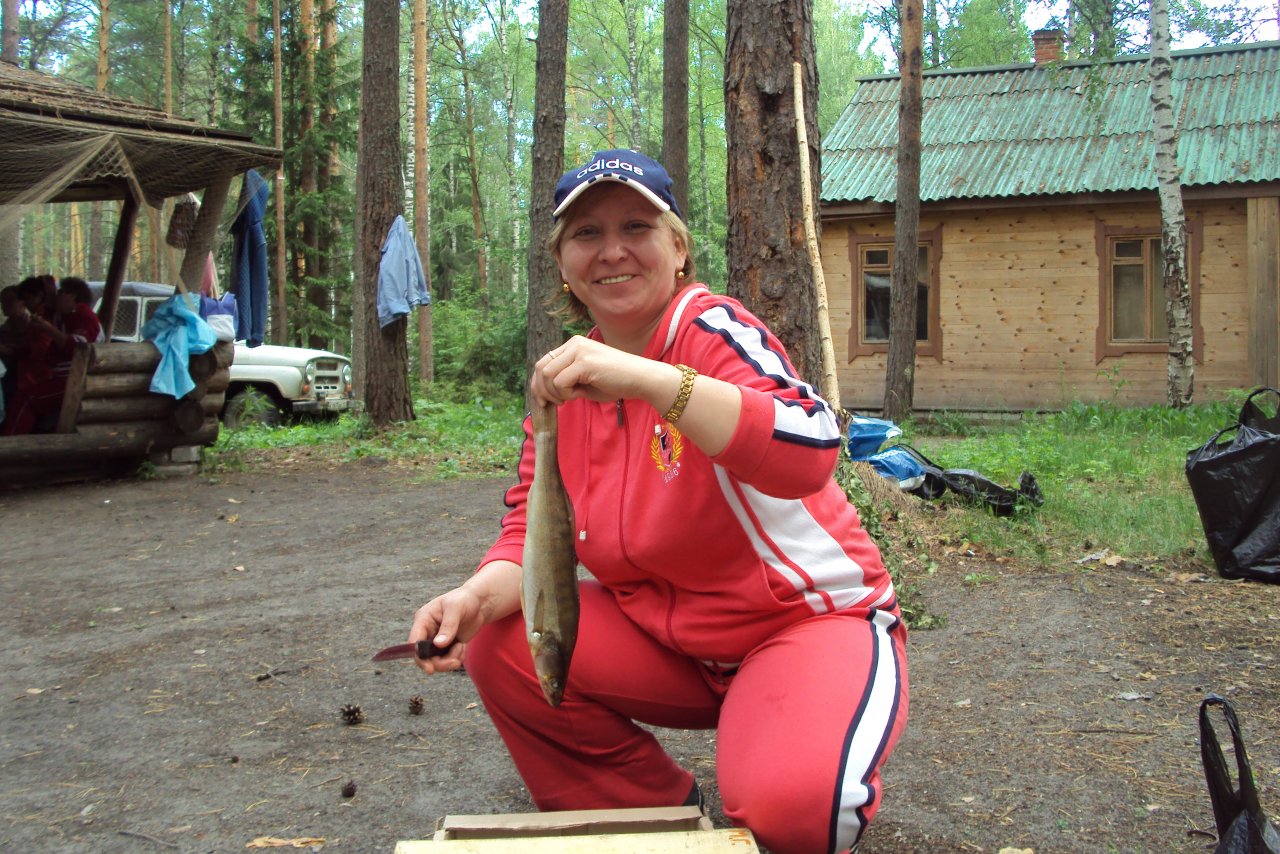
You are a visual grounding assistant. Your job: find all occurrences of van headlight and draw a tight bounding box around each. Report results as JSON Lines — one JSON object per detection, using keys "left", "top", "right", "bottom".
{"left": 342, "top": 364, "right": 353, "bottom": 393}
{"left": 305, "top": 362, "right": 317, "bottom": 384}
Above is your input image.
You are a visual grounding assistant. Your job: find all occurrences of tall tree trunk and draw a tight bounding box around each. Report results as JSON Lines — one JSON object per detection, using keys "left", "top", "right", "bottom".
{"left": 620, "top": 0, "right": 642, "bottom": 146}
{"left": 271, "top": 0, "right": 288, "bottom": 343}
{"left": 1, "top": 0, "right": 17, "bottom": 61}
{"left": 724, "top": 0, "right": 821, "bottom": 384}
{"left": 662, "top": 0, "right": 689, "bottom": 217}
{"left": 694, "top": 33, "right": 712, "bottom": 231}
{"left": 525, "top": 0, "right": 569, "bottom": 404}
{"left": 1149, "top": 0, "right": 1193, "bottom": 407}
{"left": 299, "top": 0, "right": 326, "bottom": 348}
{"left": 355, "top": 0, "right": 413, "bottom": 425}
{"left": 489, "top": 0, "right": 521, "bottom": 294}
{"left": 883, "top": 0, "right": 923, "bottom": 424}
{"left": 318, "top": 0, "right": 339, "bottom": 349}
{"left": 413, "top": 0, "right": 434, "bottom": 382}
{"left": 163, "top": 0, "right": 172, "bottom": 112}
{"left": 0, "top": 0, "right": 20, "bottom": 288}
{"left": 446, "top": 5, "right": 489, "bottom": 314}
{"left": 88, "top": 1, "right": 110, "bottom": 282}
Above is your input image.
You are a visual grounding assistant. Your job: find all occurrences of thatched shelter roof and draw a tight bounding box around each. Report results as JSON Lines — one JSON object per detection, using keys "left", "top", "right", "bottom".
{"left": 0, "top": 59, "right": 281, "bottom": 207}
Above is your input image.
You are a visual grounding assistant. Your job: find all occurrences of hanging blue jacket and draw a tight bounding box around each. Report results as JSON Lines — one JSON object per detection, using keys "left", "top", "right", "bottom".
{"left": 376, "top": 215, "right": 431, "bottom": 328}
{"left": 231, "top": 169, "right": 270, "bottom": 347}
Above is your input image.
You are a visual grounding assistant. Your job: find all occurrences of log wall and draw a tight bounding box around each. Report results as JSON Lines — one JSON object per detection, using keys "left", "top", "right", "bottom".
{"left": 822, "top": 198, "right": 1264, "bottom": 412}
{"left": 0, "top": 340, "right": 231, "bottom": 483}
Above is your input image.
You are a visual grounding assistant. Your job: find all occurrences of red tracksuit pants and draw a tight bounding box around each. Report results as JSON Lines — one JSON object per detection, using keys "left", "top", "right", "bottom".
{"left": 465, "top": 581, "right": 909, "bottom": 854}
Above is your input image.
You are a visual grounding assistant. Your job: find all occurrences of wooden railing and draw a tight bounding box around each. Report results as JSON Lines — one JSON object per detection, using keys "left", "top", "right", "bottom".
{"left": 0, "top": 340, "right": 231, "bottom": 484}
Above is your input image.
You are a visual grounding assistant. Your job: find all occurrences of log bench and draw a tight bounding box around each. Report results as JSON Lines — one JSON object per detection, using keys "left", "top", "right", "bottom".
{"left": 0, "top": 340, "right": 232, "bottom": 486}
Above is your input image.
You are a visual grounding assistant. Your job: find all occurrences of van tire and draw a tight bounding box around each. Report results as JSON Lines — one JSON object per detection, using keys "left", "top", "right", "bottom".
{"left": 224, "top": 388, "right": 284, "bottom": 429}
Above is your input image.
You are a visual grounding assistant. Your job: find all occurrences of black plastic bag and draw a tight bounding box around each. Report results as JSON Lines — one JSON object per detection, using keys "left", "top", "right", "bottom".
{"left": 1199, "top": 695, "right": 1280, "bottom": 854}
{"left": 1186, "top": 388, "right": 1280, "bottom": 582}
{"left": 892, "top": 444, "right": 1043, "bottom": 516}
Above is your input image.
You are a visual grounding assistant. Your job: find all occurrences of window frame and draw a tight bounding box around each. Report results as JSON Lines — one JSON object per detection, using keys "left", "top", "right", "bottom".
{"left": 1094, "top": 218, "right": 1204, "bottom": 363}
{"left": 847, "top": 225, "right": 943, "bottom": 361}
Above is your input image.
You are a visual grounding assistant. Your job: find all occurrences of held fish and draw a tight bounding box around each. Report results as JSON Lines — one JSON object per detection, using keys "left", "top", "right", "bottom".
{"left": 521, "top": 400, "right": 579, "bottom": 707}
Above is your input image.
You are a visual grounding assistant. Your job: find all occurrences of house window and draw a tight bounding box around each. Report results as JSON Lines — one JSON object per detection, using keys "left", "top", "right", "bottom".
{"left": 1095, "top": 220, "right": 1203, "bottom": 362}
{"left": 1109, "top": 237, "right": 1167, "bottom": 342}
{"left": 848, "top": 227, "right": 942, "bottom": 359}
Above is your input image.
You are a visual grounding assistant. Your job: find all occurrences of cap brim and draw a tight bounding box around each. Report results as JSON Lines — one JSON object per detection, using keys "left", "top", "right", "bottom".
{"left": 553, "top": 174, "right": 672, "bottom": 219}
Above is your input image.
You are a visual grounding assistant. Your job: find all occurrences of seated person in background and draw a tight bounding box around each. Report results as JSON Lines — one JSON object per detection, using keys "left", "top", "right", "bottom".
{"left": 0, "top": 285, "right": 30, "bottom": 423}
{"left": 1, "top": 277, "right": 102, "bottom": 435}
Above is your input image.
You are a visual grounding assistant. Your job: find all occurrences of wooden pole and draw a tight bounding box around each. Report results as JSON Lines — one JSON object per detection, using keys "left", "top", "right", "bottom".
{"left": 98, "top": 192, "right": 140, "bottom": 338}
{"left": 792, "top": 61, "right": 842, "bottom": 419}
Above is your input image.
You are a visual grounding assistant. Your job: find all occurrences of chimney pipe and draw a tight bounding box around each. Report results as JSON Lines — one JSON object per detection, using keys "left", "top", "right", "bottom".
{"left": 1033, "top": 29, "right": 1064, "bottom": 63}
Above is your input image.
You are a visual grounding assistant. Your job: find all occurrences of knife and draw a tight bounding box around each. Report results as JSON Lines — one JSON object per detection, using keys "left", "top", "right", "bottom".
{"left": 372, "top": 639, "right": 452, "bottom": 662}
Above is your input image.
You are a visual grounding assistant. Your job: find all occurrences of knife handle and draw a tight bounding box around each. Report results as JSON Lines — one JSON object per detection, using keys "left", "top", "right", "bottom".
{"left": 416, "top": 639, "right": 451, "bottom": 658}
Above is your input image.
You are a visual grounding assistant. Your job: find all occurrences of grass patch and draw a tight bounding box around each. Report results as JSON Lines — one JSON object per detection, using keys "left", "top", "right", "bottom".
{"left": 205, "top": 387, "right": 525, "bottom": 478}
{"left": 902, "top": 395, "right": 1244, "bottom": 567}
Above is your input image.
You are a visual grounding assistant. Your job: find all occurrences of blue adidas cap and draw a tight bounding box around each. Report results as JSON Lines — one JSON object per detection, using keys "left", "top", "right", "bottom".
{"left": 553, "top": 149, "right": 683, "bottom": 220}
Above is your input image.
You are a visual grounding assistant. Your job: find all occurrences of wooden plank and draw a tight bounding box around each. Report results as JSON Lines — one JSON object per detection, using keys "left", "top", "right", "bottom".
{"left": 55, "top": 341, "right": 92, "bottom": 433}
{"left": 434, "top": 807, "right": 712, "bottom": 840}
{"left": 397, "top": 829, "right": 758, "bottom": 853}
{"left": 1247, "top": 196, "right": 1279, "bottom": 387}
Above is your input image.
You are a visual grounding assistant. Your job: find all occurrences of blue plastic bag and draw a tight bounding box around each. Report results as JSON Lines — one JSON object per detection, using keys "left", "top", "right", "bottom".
{"left": 846, "top": 416, "right": 902, "bottom": 460}
{"left": 867, "top": 446, "right": 927, "bottom": 491}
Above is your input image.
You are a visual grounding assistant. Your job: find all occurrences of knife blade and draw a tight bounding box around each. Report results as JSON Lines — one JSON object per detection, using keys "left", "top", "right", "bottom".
{"left": 371, "top": 639, "right": 451, "bottom": 662}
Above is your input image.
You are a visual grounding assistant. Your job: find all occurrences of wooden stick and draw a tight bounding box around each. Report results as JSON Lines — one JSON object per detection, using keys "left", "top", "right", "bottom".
{"left": 793, "top": 61, "right": 844, "bottom": 420}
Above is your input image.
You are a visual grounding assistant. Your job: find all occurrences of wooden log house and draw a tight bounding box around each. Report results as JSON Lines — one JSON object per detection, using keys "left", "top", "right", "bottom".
{"left": 819, "top": 36, "right": 1280, "bottom": 412}
{"left": 0, "top": 62, "right": 281, "bottom": 485}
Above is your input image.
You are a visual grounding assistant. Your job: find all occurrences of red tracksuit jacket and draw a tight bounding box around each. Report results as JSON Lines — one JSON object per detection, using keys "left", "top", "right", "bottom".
{"left": 480, "top": 284, "right": 897, "bottom": 666}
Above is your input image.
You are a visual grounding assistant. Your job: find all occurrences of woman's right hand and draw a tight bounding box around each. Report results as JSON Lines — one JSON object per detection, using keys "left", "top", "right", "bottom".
{"left": 407, "top": 586, "right": 486, "bottom": 675}
{"left": 407, "top": 559, "right": 522, "bottom": 675}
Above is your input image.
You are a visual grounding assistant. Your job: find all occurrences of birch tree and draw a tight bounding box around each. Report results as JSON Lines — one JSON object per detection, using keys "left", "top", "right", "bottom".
{"left": 1148, "top": 0, "right": 1193, "bottom": 406}
{"left": 413, "top": 0, "right": 434, "bottom": 382}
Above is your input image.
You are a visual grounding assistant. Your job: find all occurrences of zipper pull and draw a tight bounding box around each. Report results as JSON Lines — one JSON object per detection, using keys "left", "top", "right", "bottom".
{"left": 616, "top": 399, "right": 624, "bottom": 426}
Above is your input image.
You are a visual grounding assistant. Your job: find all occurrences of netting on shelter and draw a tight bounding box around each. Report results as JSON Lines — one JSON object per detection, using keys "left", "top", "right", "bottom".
{"left": 0, "top": 61, "right": 280, "bottom": 290}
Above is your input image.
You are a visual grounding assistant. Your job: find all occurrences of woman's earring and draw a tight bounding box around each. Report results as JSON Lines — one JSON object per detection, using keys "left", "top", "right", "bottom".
{"left": 676, "top": 270, "right": 686, "bottom": 280}
{"left": 562, "top": 282, "right": 571, "bottom": 293}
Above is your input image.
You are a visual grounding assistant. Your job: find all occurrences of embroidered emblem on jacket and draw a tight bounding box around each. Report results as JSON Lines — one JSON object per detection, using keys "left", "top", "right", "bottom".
{"left": 650, "top": 422, "right": 684, "bottom": 482}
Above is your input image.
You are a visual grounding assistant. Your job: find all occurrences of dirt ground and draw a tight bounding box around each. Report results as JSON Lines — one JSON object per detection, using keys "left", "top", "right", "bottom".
{"left": 3, "top": 455, "right": 1278, "bottom": 853}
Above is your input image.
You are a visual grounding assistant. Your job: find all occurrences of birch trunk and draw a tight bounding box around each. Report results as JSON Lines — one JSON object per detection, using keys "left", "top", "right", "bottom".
{"left": 1149, "top": 0, "right": 1194, "bottom": 407}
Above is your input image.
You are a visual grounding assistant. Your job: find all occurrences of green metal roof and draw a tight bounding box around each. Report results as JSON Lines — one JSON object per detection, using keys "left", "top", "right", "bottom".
{"left": 821, "top": 41, "right": 1280, "bottom": 206}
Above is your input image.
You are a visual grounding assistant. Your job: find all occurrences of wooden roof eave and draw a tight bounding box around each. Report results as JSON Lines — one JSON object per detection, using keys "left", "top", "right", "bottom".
{"left": 820, "top": 180, "right": 1280, "bottom": 221}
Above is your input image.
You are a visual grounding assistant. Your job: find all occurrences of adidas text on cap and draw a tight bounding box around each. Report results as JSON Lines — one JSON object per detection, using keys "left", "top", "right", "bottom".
{"left": 553, "top": 149, "right": 683, "bottom": 220}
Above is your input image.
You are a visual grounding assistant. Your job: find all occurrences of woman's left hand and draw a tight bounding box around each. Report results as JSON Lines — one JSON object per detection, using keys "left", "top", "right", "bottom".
{"left": 532, "top": 335, "right": 659, "bottom": 407}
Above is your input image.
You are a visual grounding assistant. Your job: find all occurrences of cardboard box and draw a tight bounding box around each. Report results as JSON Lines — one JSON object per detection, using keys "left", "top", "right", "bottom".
{"left": 394, "top": 806, "right": 759, "bottom": 852}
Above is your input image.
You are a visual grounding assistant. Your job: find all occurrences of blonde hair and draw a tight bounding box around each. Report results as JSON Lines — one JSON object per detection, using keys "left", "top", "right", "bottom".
{"left": 546, "top": 210, "right": 697, "bottom": 324}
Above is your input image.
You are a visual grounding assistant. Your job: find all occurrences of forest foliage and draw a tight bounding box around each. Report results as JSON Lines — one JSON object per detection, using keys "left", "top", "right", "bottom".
{"left": 6, "top": 0, "right": 1269, "bottom": 394}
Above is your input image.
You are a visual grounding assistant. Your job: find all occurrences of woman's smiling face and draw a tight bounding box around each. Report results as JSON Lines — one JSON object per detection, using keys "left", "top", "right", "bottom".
{"left": 555, "top": 182, "right": 687, "bottom": 349}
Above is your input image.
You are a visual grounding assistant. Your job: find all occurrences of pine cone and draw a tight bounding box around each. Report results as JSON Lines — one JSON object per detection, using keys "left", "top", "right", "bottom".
{"left": 340, "top": 703, "right": 364, "bottom": 726}
{"left": 408, "top": 695, "right": 425, "bottom": 716}
{"left": 341, "top": 780, "right": 358, "bottom": 799}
